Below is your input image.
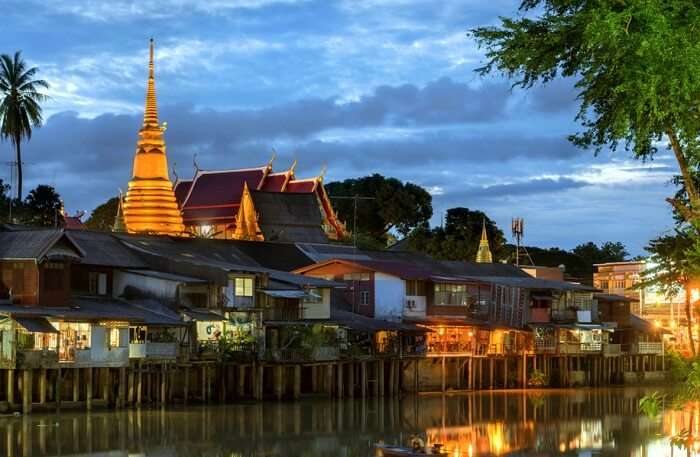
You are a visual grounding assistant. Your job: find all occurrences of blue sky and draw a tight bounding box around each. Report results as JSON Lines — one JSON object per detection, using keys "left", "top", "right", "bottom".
{"left": 1, "top": 0, "right": 678, "bottom": 254}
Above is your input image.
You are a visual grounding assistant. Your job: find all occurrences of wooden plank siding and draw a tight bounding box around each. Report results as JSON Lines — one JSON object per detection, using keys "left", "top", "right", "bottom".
{"left": 0, "top": 260, "right": 39, "bottom": 305}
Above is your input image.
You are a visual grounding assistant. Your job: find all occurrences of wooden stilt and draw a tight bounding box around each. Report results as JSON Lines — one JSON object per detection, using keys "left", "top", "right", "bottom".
{"left": 136, "top": 364, "right": 142, "bottom": 406}
{"left": 326, "top": 363, "right": 333, "bottom": 398}
{"left": 336, "top": 363, "right": 344, "bottom": 399}
{"left": 441, "top": 357, "right": 446, "bottom": 392}
{"left": 489, "top": 358, "right": 494, "bottom": 389}
{"left": 22, "top": 369, "right": 32, "bottom": 414}
{"left": 293, "top": 365, "right": 301, "bottom": 399}
{"left": 237, "top": 365, "right": 245, "bottom": 398}
{"left": 378, "top": 360, "right": 385, "bottom": 397}
{"left": 347, "top": 363, "right": 354, "bottom": 398}
{"left": 274, "top": 365, "right": 284, "bottom": 400}
{"left": 311, "top": 365, "right": 318, "bottom": 393}
{"left": 360, "top": 361, "right": 367, "bottom": 398}
{"left": 38, "top": 368, "right": 47, "bottom": 405}
{"left": 373, "top": 361, "right": 380, "bottom": 397}
{"left": 160, "top": 364, "right": 167, "bottom": 404}
{"left": 388, "top": 360, "right": 396, "bottom": 396}
{"left": 85, "top": 368, "right": 93, "bottom": 411}
{"left": 7, "top": 369, "right": 14, "bottom": 407}
{"left": 118, "top": 367, "right": 126, "bottom": 408}
{"left": 55, "top": 368, "right": 62, "bottom": 412}
{"left": 128, "top": 368, "right": 134, "bottom": 405}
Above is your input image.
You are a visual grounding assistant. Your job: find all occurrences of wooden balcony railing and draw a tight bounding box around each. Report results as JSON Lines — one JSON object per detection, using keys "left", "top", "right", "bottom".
{"left": 603, "top": 343, "right": 621, "bottom": 356}
{"left": 627, "top": 342, "right": 664, "bottom": 355}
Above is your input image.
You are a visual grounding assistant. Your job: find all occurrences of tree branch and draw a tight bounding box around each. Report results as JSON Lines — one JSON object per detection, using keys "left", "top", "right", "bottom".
{"left": 667, "top": 197, "right": 695, "bottom": 222}
{"left": 667, "top": 128, "right": 699, "bottom": 214}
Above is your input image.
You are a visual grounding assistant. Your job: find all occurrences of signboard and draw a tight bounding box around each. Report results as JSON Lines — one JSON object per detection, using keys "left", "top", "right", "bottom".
{"left": 196, "top": 321, "right": 223, "bottom": 341}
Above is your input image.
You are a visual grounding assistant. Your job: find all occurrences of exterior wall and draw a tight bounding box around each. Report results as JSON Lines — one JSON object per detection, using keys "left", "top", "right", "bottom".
{"left": 373, "top": 272, "right": 404, "bottom": 320}
{"left": 71, "top": 265, "right": 114, "bottom": 296}
{"left": 593, "top": 262, "right": 643, "bottom": 302}
{"left": 0, "top": 260, "right": 39, "bottom": 305}
{"left": 299, "top": 262, "right": 376, "bottom": 317}
{"left": 38, "top": 262, "right": 71, "bottom": 306}
{"left": 522, "top": 266, "right": 564, "bottom": 281}
{"left": 113, "top": 271, "right": 179, "bottom": 300}
{"left": 302, "top": 288, "right": 331, "bottom": 320}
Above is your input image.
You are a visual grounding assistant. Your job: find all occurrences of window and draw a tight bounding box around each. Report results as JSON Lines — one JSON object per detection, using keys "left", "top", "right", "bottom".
{"left": 406, "top": 280, "right": 426, "bottom": 296}
{"left": 303, "top": 288, "right": 323, "bottom": 304}
{"left": 599, "top": 280, "right": 609, "bottom": 290}
{"left": 614, "top": 280, "right": 625, "bottom": 289}
{"left": 343, "top": 272, "right": 370, "bottom": 281}
{"left": 234, "top": 277, "right": 254, "bottom": 297}
{"left": 88, "top": 272, "right": 108, "bottom": 295}
{"left": 107, "top": 328, "right": 121, "bottom": 349}
{"left": 434, "top": 283, "right": 469, "bottom": 306}
{"left": 44, "top": 262, "right": 64, "bottom": 291}
{"left": 360, "top": 291, "right": 370, "bottom": 306}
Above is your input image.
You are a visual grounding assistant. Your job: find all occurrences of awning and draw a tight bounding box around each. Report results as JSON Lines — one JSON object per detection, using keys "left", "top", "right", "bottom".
{"left": 14, "top": 317, "right": 58, "bottom": 333}
{"left": 261, "top": 290, "right": 308, "bottom": 299}
{"left": 182, "top": 309, "right": 226, "bottom": 321}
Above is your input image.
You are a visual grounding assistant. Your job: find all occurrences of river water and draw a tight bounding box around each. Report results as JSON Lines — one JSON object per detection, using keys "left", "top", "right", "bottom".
{"left": 0, "top": 387, "right": 696, "bottom": 456}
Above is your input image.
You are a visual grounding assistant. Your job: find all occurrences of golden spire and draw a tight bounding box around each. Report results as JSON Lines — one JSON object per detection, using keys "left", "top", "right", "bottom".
{"left": 123, "top": 38, "right": 185, "bottom": 236}
{"left": 144, "top": 38, "right": 159, "bottom": 128}
{"left": 475, "top": 218, "right": 493, "bottom": 263}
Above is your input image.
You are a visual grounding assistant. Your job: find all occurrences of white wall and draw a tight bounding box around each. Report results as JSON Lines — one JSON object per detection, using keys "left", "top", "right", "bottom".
{"left": 374, "top": 272, "right": 405, "bottom": 320}
{"left": 113, "top": 271, "right": 180, "bottom": 300}
{"left": 302, "top": 288, "right": 331, "bottom": 320}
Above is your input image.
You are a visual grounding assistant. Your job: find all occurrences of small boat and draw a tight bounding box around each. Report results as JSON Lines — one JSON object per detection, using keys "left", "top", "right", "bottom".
{"left": 374, "top": 443, "right": 448, "bottom": 456}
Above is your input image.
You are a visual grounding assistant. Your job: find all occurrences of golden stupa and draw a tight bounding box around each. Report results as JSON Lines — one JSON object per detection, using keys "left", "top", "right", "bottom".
{"left": 123, "top": 39, "right": 185, "bottom": 235}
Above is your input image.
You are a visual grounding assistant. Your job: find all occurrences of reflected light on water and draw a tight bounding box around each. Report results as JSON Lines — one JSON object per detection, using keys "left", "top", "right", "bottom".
{"left": 0, "top": 387, "right": 698, "bottom": 457}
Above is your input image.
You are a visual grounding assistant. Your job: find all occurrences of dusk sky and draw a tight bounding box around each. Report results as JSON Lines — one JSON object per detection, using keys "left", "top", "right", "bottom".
{"left": 1, "top": 0, "right": 678, "bottom": 255}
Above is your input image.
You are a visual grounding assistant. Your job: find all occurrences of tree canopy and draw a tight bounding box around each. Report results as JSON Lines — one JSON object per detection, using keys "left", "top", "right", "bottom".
{"left": 403, "top": 207, "right": 506, "bottom": 262}
{"left": 85, "top": 196, "right": 119, "bottom": 232}
{"left": 325, "top": 174, "right": 432, "bottom": 245}
{"left": 472, "top": 1, "right": 700, "bottom": 225}
{"left": 0, "top": 51, "right": 49, "bottom": 199}
{"left": 24, "top": 184, "right": 63, "bottom": 227}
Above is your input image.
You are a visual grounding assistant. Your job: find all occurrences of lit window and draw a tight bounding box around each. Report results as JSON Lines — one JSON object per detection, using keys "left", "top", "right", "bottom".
{"left": 234, "top": 277, "right": 253, "bottom": 297}
{"left": 108, "top": 328, "right": 121, "bottom": 348}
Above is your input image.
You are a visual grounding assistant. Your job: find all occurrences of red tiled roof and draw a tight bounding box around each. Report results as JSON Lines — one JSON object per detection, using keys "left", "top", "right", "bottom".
{"left": 285, "top": 179, "right": 317, "bottom": 193}
{"left": 260, "top": 173, "right": 288, "bottom": 192}
{"left": 173, "top": 180, "right": 192, "bottom": 206}
{"left": 182, "top": 168, "right": 266, "bottom": 209}
{"left": 64, "top": 216, "right": 87, "bottom": 230}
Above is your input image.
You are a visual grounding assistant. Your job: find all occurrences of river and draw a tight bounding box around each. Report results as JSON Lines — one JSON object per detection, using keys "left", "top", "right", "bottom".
{"left": 0, "top": 387, "right": 696, "bottom": 456}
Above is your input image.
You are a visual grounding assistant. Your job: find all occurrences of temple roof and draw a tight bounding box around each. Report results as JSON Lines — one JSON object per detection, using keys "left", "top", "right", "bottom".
{"left": 249, "top": 190, "right": 328, "bottom": 243}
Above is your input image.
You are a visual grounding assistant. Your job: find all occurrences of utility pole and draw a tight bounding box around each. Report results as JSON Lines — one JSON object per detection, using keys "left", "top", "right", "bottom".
{"left": 329, "top": 194, "right": 376, "bottom": 314}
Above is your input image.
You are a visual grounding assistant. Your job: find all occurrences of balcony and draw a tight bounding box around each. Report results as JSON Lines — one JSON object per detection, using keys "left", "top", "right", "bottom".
{"left": 61, "top": 347, "right": 129, "bottom": 367}
{"left": 603, "top": 343, "right": 621, "bottom": 356}
{"left": 129, "top": 342, "right": 179, "bottom": 360}
{"left": 628, "top": 342, "right": 664, "bottom": 355}
{"left": 17, "top": 349, "right": 59, "bottom": 369}
{"left": 559, "top": 342, "right": 602, "bottom": 354}
{"left": 264, "top": 346, "right": 339, "bottom": 363}
{"left": 535, "top": 339, "right": 557, "bottom": 353}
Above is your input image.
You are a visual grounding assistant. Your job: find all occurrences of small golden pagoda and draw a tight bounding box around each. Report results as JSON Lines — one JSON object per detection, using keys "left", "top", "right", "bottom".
{"left": 123, "top": 39, "right": 185, "bottom": 235}
{"left": 475, "top": 219, "right": 493, "bottom": 263}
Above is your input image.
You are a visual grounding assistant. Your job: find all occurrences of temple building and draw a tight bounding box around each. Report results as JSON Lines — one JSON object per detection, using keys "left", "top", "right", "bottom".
{"left": 122, "top": 39, "right": 185, "bottom": 236}
{"left": 173, "top": 160, "right": 346, "bottom": 240}
{"left": 121, "top": 40, "right": 345, "bottom": 242}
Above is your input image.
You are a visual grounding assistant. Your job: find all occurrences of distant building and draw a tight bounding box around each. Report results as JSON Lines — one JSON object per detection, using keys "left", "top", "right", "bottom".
{"left": 521, "top": 265, "right": 565, "bottom": 281}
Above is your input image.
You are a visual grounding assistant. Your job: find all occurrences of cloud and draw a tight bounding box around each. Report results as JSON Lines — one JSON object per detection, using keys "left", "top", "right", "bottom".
{"left": 465, "top": 177, "right": 588, "bottom": 198}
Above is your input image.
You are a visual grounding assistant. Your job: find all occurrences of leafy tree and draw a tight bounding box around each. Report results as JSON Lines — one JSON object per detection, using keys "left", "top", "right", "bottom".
{"left": 85, "top": 196, "right": 119, "bottom": 231}
{"left": 0, "top": 51, "right": 49, "bottom": 199}
{"left": 640, "top": 229, "right": 698, "bottom": 356}
{"left": 404, "top": 208, "right": 506, "bottom": 261}
{"left": 471, "top": 1, "right": 700, "bottom": 226}
{"left": 571, "top": 241, "right": 629, "bottom": 276}
{"left": 24, "top": 184, "right": 63, "bottom": 227}
{"left": 325, "top": 174, "right": 432, "bottom": 245}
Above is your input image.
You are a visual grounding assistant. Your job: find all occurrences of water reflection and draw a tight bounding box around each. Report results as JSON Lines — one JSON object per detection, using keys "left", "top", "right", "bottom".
{"left": 0, "top": 387, "right": 695, "bottom": 457}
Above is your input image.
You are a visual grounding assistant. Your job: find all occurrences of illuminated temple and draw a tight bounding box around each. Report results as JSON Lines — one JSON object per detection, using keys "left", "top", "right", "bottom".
{"left": 123, "top": 40, "right": 346, "bottom": 242}
{"left": 123, "top": 39, "right": 185, "bottom": 236}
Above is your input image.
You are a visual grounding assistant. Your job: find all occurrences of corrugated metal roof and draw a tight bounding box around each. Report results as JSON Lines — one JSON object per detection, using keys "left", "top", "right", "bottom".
{"left": 122, "top": 269, "right": 208, "bottom": 283}
{"left": 0, "top": 230, "right": 75, "bottom": 260}
{"left": 67, "top": 230, "right": 148, "bottom": 268}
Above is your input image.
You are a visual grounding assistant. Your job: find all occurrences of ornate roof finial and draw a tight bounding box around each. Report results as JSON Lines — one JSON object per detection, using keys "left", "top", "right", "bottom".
{"left": 172, "top": 161, "right": 178, "bottom": 181}
{"left": 319, "top": 163, "right": 328, "bottom": 181}
{"left": 113, "top": 190, "right": 127, "bottom": 232}
{"left": 289, "top": 158, "right": 298, "bottom": 175}
{"left": 268, "top": 149, "right": 277, "bottom": 168}
{"left": 475, "top": 218, "right": 493, "bottom": 263}
{"left": 143, "top": 37, "right": 159, "bottom": 128}
{"left": 193, "top": 153, "right": 201, "bottom": 173}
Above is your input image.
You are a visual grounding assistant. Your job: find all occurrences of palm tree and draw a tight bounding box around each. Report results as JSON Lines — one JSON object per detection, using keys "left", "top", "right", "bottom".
{"left": 0, "top": 51, "right": 49, "bottom": 199}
